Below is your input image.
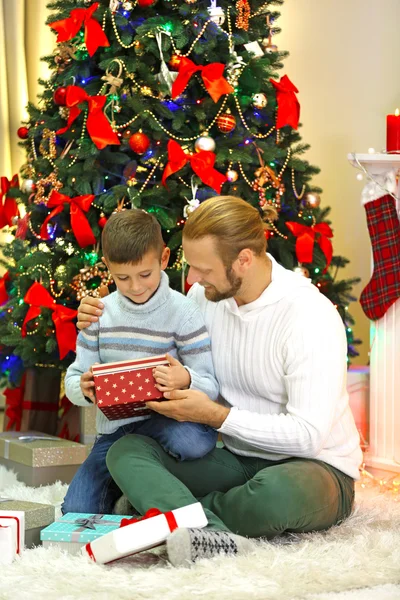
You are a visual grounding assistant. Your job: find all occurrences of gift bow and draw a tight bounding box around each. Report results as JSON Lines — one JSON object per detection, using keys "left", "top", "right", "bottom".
{"left": 75, "top": 515, "right": 105, "bottom": 530}
{"left": 22, "top": 282, "right": 77, "bottom": 360}
{"left": 4, "top": 374, "right": 26, "bottom": 432}
{"left": 57, "top": 86, "right": 120, "bottom": 150}
{"left": 286, "top": 221, "right": 334, "bottom": 273}
{"left": 120, "top": 508, "right": 178, "bottom": 533}
{"left": 270, "top": 75, "right": 300, "bottom": 130}
{"left": 0, "top": 271, "right": 10, "bottom": 306}
{"left": 172, "top": 57, "right": 234, "bottom": 103}
{"left": 40, "top": 191, "right": 96, "bottom": 248}
{"left": 162, "top": 140, "right": 227, "bottom": 193}
{"left": 0, "top": 175, "right": 19, "bottom": 229}
{"left": 49, "top": 2, "right": 109, "bottom": 57}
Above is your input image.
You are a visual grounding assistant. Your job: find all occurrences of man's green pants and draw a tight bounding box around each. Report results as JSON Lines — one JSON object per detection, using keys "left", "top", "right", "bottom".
{"left": 106, "top": 434, "right": 355, "bottom": 538}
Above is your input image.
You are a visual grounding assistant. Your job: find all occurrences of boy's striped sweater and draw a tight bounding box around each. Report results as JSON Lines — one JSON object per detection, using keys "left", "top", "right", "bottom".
{"left": 65, "top": 272, "right": 219, "bottom": 434}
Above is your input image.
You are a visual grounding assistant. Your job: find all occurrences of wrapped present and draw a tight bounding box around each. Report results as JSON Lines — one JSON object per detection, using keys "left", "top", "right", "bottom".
{"left": 92, "top": 355, "right": 169, "bottom": 421}
{"left": 0, "top": 431, "right": 88, "bottom": 486}
{"left": 0, "top": 498, "right": 55, "bottom": 548}
{"left": 82, "top": 502, "right": 207, "bottom": 564}
{"left": 79, "top": 404, "right": 97, "bottom": 447}
{"left": 20, "top": 368, "right": 61, "bottom": 435}
{"left": 347, "top": 366, "right": 370, "bottom": 446}
{"left": 57, "top": 396, "right": 81, "bottom": 443}
{"left": 0, "top": 510, "right": 24, "bottom": 564}
{"left": 41, "top": 512, "right": 132, "bottom": 555}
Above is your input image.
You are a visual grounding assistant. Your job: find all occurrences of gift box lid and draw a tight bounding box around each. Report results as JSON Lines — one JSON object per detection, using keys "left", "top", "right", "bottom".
{"left": 92, "top": 355, "right": 168, "bottom": 376}
{"left": 40, "top": 512, "right": 132, "bottom": 544}
{"left": 0, "top": 499, "right": 54, "bottom": 530}
{"left": 0, "top": 431, "right": 88, "bottom": 467}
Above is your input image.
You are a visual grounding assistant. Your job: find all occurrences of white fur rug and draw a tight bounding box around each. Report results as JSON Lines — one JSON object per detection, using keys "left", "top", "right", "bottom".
{"left": 0, "top": 465, "right": 399, "bottom": 600}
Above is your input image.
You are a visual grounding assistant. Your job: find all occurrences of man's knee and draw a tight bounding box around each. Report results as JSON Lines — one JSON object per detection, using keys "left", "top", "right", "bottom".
{"left": 106, "top": 433, "right": 159, "bottom": 472}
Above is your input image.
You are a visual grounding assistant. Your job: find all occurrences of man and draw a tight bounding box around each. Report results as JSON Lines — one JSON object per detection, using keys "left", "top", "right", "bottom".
{"left": 77, "top": 196, "right": 362, "bottom": 567}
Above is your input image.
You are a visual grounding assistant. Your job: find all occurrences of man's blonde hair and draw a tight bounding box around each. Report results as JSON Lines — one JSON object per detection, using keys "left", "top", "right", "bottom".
{"left": 183, "top": 196, "right": 267, "bottom": 267}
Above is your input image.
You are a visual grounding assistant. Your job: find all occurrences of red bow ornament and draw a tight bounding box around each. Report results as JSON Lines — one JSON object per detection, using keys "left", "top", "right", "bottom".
{"left": 269, "top": 75, "right": 300, "bottom": 130}
{"left": 22, "top": 283, "right": 78, "bottom": 360}
{"left": 172, "top": 57, "right": 234, "bottom": 103}
{"left": 162, "top": 140, "right": 227, "bottom": 193}
{"left": 0, "top": 271, "right": 10, "bottom": 306}
{"left": 120, "top": 508, "right": 178, "bottom": 533}
{"left": 286, "top": 221, "right": 334, "bottom": 273}
{"left": 49, "top": 2, "right": 109, "bottom": 57}
{"left": 57, "top": 86, "right": 120, "bottom": 150}
{"left": 4, "top": 374, "right": 26, "bottom": 432}
{"left": 40, "top": 191, "right": 96, "bottom": 248}
{"left": 0, "top": 175, "right": 20, "bottom": 229}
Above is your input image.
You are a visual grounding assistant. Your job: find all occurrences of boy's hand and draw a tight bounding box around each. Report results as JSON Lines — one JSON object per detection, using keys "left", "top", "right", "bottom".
{"left": 77, "top": 293, "right": 107, "bottom": 330}
{"left": 80, "top": 363, "right": 99, "bottom": 403}
{"left": 153, "top": 353, "right": 191, "bottom": 392}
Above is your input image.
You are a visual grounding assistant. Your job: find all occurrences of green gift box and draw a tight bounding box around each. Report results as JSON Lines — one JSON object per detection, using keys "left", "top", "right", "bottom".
{"left": 0, "top": 431, "right": 88, "bottom": 486}
{"left": 0, "top": 498, "right": 55, "bottom": 548}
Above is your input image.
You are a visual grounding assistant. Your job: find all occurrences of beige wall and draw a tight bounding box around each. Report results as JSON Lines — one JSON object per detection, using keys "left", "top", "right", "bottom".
{"left": 277, "top": 0, "right": 400, "bottom": 365}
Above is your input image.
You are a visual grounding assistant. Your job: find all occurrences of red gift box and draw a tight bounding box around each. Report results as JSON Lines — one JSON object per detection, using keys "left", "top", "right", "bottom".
{"left": 92, "top": 355, "right": 169, "bottom": 420}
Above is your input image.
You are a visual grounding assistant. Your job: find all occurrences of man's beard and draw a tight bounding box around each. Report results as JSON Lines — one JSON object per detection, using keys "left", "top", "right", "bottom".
{"left": 203, "top": 267, "right": 242, "bottom": 302}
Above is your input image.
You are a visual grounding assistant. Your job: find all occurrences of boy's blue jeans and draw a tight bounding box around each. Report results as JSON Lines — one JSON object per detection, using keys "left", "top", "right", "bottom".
{"left": 61, "top": 413, "right": 217, "bottom": 514}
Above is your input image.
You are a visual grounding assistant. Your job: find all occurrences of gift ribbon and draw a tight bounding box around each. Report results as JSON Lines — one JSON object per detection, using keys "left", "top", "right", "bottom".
{"left": 0, "top": 271, "right": 10, "bottom": 305}
{"left": 58, "top": 515, "right": 119, "bottom": 543}
{"left": 120, "top": 507, "right": 178, "bottom": 533}
{"left": 4, "top": 374, "right": 26, "bottom": 432}
{"left": 286, "top": 221, "right": 334, "bottom": 273}
{"left": 162, "top": 140, "right": 227, "bottom": 194}
{"left": 172, "top": 57, "right": 234, "bottom": 103}
{"left": 0, "top": 175, "right": 19, "bottom": 229}
{"left": 49, "top": 2, "right": 109, "bottom": 57}
{"left": 270, "top": 75, "right": 300, "bottom": 130}
{"left": 0, "top": 515, "right": 21, "bottom": 554}
{"left": 22, "top": 282, "right": 77, "bottom": 359}
{"left": 57, "top": 86, "right": 120, "bottom": 150}
{"left": 40, "top": 191, "right": 96, "bottom": 248}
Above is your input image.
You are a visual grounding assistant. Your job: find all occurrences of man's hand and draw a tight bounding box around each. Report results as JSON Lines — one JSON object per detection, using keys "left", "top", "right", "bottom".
{"left": 153, "top": 353, "right": 191, "bottom": 392}
{"left": 146, "top": 389, "right": 230, "bottom": 429}
{"left": 80, "top": 369, "right": 96, "bottom": 403}
{"left": 77, "top": 289, "right": 108, "bottom": 330}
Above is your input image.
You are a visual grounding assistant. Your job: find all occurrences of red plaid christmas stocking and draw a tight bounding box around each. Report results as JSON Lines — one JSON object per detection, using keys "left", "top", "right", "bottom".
{"left": 359, "top": 194, "right": 400, "bottom": 320}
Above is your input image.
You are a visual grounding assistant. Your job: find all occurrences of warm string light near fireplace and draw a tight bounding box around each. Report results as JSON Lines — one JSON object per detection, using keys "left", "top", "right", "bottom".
{"left": 358, "top": 431, "right": 399, "bottom": 499}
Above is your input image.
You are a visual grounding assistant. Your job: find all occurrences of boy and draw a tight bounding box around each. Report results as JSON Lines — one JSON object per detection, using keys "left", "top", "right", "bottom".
{"left": 63, "top": 209, "right": 218, "bottom": 514}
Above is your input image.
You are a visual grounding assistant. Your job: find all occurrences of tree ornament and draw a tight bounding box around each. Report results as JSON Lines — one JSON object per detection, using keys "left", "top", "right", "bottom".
{"left": 17, "top": 127, "right": 29, "bottom": 140}
{"left": 236, "top": 0, "right": 250, "bottom": 30}
{"left": 109, "top": 0, "right": 120, "bottom": 11}
{"left": 169, "top": 54, "right": 182, "bottom": 71}
{"left": 34, "top": 172, "right": 64, "bottom": 205}
{"left": 20, "top": 179, "right": 36, "bottom": 194}
{"left": 71, "top": 263, "right": 113, "bottom": 301}
{"left": 253, "top": 93, "right": 268, "bottom": 109}
{"left": 216, "top": 111, "right": 236, "bottom": 133}
{"left": 98, "top": 213, "right": 108, "bottom": 228}
{"left": 194, "top": 134, "right": 216, "bottom": 153}
{"left": 156, "top": 32, "right": 178, "bottom": 95}
{"left": 122, "top": 1, "right": 133, "bottom": 9}
{"left": 303, "top": 192, "right": 321, "bottom": 209}
{"left": 266, "top": 44, "right": 278, "bottom": 54}
{"left": 208, "top": 0, "right": 225, "bottom": 25}
{"left": 293, "top": 265, "right": 310, "bottom": 278}
{"left": 53, "top": 86, "right": 68, "bottom": 106}
{"left": 39, "top": 129, "right": 57, "bottom": 160}
{"left": 59, "top": 106, "right": 69, "bottom": 120}
{"left": 129, "top": 132, "right": 151, "bottom": 154}
{"left": 184, "top": 179, "right": 200, "bottom": 218}
{"left": 137, "top": 0, "right": 158, "bottom": 6}
{"left": 226, "top": 169, "right": 239, "bottom": 182}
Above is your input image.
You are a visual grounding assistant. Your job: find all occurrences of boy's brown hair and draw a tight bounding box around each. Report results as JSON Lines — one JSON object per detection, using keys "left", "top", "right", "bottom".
{"left": 102, "top": 209, "right": 164, "bottom": 264}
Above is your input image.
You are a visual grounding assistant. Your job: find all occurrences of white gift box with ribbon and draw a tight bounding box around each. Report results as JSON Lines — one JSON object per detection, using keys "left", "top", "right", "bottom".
{"left": 82, "top": 502, "right": 207, "bottom": 564}
{"left": 0, "top": 510, "right": 25, "bottom": 564}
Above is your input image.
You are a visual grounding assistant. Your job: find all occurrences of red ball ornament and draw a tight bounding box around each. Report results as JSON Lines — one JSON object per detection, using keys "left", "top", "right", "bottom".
{"left": 129, "top": 132, "right": 151, "bottom": 155}
{"left": 98, "top": 214, "right": 108, "bottom": 228}
{"left": 53, "top": 86, "right": 68, "bottom": 106}
{"left": 17, "top": 127, "right": 29, "bottom": 140}
{"left": 169, "top": 54, "right": 182, "bottom": 71}
{"left": 216, "top": 112, "right": 236, "bottom": 134}
{"left": 137, "top": 0, "right": 157, "bottom": 6}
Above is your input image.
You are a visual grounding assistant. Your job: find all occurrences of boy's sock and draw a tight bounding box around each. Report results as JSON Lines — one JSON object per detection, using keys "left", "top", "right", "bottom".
{"left": 166, "top": 527, "right": 255, "bottom": 567}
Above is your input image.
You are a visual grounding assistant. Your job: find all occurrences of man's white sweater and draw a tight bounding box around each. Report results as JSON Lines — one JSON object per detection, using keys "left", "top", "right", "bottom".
{"left": 188, "top": 254, "right": 362, "bottom": 480}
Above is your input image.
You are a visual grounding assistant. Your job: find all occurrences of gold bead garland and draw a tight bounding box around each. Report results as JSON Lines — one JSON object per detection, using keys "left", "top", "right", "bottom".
{"left": 234, "top": 96, "right": 275, "bottom": 139}
{"left": 71, "top": 263, "right": 113, "bottom": 301}
{"left": 291, "top": 168, "right": 306, "bottom": 200}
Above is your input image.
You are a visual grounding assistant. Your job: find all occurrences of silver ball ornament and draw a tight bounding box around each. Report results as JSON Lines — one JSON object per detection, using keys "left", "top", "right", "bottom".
{"left": 21, "top": 179, "right": 35, "bottom": 194}
{"left": 304, "top": 192, "right": 321, "bottom": 209}
{"left": 194, "top": 135, "right": 216, "bottom": 153}
{"left": 252, "top": 93, "right": 268, "bottom": 109}
{"left": 226, "top": 169, "right": 239, "bottom": 182}
{"left": 208, "top": 4, "right": 225, "bottom": 25}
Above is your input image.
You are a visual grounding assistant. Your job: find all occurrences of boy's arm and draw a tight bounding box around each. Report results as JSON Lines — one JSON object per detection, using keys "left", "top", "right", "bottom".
{"left": 176, "top": 306, "right": 219, "bottom": 401}
{"left": 65, "top": 320, "right": 101, "bottom": 406}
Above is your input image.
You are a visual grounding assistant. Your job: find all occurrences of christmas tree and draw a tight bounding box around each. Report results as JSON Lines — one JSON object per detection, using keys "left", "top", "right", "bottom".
{"left": 0, "top": 0, "right": 361, "bottom": 404}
